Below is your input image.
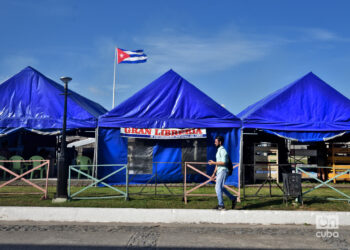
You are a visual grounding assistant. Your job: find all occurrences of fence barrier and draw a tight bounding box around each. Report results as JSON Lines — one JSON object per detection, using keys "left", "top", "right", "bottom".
{"left": 184, "top": 162, "right": 240, "bottom": 204}
{"left": 68, "top": 164, "right": 128, "bottom": 200}
{"left": 242, "top": 163, "right": 350, "bottom": 203}
{"left": 0, "top": 160, "right": 50, "bottom": 199}
{"left": 242, "top": 163, "right": 294, "bottom": 199}
{"left": 296, "top": 165, "right": 350, "bottom": 202}
{"left": 130, "top": 162, "right": 183, "bottom": 197}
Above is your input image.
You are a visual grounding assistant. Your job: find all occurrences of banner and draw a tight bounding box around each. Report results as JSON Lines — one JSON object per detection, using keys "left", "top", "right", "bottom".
{"left": 120, "top": 128, "right": 206, "bottom": 139}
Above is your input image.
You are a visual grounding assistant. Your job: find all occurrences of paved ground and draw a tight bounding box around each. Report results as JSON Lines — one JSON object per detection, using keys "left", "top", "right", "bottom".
{"left": 0, "top": 221, "right": 349, "bottom": 249}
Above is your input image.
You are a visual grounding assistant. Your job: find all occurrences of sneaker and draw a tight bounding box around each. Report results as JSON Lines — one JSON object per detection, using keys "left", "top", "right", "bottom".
{"left": 213, "top": 205, "right": 225, "bottom": 210}
{"left": 231, "top": 199, "right": 237, "bottom": 209}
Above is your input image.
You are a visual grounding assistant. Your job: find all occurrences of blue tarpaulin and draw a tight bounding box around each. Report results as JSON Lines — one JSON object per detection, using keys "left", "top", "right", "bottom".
{"left": 98, "top": 127, "right": 241, "bottom": 186}
{"left": 0, "top": 66, "right": 107, "bottom": 130}
{"left": 99, "top": 69, "right": 241, "bottom": 128}
{"left": 98, "top": 70, "right": 241, "bottom": 186}
{"left": 238, "top": 72, "right": 350, "bottom": 141}
{"left": 0, "top": 127, "right": 62, "bottom": 137}
{"left": 264, "top": 130, "right": 348, "bottom": 142}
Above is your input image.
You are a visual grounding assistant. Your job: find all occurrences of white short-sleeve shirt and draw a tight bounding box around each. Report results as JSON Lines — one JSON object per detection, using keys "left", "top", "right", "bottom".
{"left": 216, "top": 145, "right": 228, "bottom": 174}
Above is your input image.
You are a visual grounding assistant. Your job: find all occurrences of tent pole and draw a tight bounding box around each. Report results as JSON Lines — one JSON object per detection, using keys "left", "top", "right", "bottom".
{"left": 93, "top": 127, "right": 99, "bottom": 181}
{"left": 239, "top": 128, "right": 244, "bottom": 200}
{"left": 112, "top": 47, "right": 118, "bottom": 108}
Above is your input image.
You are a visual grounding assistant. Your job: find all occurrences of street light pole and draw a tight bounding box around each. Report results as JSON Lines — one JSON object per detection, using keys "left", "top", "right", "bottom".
{"left": 55, "top": 76, "right": 72, "bottom": 201}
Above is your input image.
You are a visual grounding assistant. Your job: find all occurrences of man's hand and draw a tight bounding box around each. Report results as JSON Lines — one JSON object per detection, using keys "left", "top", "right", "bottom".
{"left": 208, "top": 160, "right": 214, "bottom": 165}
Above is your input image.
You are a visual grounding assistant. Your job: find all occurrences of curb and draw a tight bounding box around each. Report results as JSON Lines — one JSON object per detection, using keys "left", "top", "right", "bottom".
{"left": 1, "top": 207, "right": 350, "bottom": 225}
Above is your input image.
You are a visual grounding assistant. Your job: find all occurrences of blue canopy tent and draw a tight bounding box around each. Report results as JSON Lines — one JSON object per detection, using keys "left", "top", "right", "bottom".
{"left": 98, "top": 69, "right": 242, "bottom": 186}
{"left": 0, "top": 66, "right": 107, "bottom": 173}
{"left": 238, "top": 72, "right": 350, "bottom": 142}
{"left": 238, "top": 72, "right": 350, "bottom": 201}
{"left": 0, "top": 66, "right": 106, "bottom": 132}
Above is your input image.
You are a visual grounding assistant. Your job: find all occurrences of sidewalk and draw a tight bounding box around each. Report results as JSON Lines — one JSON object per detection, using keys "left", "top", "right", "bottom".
{"left": 1, "top": 206, "right": 350, "bottom": 225}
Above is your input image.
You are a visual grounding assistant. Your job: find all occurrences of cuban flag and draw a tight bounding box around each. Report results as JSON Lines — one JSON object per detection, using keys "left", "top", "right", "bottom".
{"left": 117, "top": 48, "right": 147, "bottom": 64}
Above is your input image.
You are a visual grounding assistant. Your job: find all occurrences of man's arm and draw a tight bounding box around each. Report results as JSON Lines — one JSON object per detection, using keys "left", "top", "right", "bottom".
{"left": 211, "top": 165, "right": 218, "bottom": 180}
{"left": 208, "top": 160, "right": 224, "bottom": 180}
{"left": 208, "top": 160, "right": 225, "bottom": 166}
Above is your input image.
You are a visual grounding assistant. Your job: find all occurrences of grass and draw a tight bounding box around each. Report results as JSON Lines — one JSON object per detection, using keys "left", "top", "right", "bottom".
{"left": 0, "top": 184, "right": 349, "bottom": 211}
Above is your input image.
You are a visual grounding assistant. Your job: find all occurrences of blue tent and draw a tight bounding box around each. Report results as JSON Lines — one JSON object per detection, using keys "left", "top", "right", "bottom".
{"left": 238, "top": 72, "right": 350, "bottom": 142}
{"left": 0, "top": 66, "right": 107, "bottom": 132}
{"left": 99, "top": 69, "right": 241, "bottom": 128}
{"left": 98, "top": 69, "right": 241, "bottom": 186}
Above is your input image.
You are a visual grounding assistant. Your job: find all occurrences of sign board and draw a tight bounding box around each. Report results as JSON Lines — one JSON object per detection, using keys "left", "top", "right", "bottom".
{"left": 121, "top": 128, "right": 206, "bottom": 139}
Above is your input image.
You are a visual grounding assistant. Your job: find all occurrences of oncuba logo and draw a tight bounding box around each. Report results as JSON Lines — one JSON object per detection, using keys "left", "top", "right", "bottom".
{"left": 315, "top": 215, "right": 339, "bottom": 238}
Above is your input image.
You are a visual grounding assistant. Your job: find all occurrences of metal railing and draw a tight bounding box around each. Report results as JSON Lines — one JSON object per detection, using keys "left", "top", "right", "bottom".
{"left": 0, "top": 160, "right": 50, "bottom": 199}
{"left": 68, "top": 164, "right": 128, "bottom": 200}
{"left": 184, "top": 162, "right": 240, "bottom": 204}
{"left": 296, "top": 165, "right": 350, "bottom": 202}
{"left": 242, "top": 163, "right": 350, "bottom": 202}
{"left": 130, "top": 162, "right": 182, "bottom": 196}
{"left": 329, "top": 164, "right": 350, "bottom": 184}
{"left": 242, "top": 163, "right": 287, "bottom": 199}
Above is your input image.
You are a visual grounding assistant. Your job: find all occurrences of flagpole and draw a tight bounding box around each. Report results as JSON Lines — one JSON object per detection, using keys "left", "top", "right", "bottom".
{"left": 112, "top": 47, "right": 118, "bottom": 108}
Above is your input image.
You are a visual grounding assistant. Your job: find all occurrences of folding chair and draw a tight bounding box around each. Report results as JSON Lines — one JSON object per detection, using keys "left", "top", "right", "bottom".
{"left": 29, "top": 155, "right": 46, "bottom": 179}
{"left": 0, "top": 155, "right": 7, "bottom": 180}
{"left": 9, "top": 155, "right": 27, "bottom": 175}
{"left": 76, "top": 155, "right": 92, "bottom": 179}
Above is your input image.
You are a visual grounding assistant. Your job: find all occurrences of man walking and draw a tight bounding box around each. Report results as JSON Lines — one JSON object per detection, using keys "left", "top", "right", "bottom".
{"left": 208, "top": 136, "right": 237, "bottom": 210}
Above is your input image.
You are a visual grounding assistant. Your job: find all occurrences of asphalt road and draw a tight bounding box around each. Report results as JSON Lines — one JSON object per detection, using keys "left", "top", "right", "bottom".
{"left": 0, "top": 221, "right": 349, "bottom": 250}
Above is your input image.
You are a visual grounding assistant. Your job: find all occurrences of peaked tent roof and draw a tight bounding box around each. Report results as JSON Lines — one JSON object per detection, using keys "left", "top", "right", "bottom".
{"left": 99, "top": 69, "right": 241, "bottom": 128}
{"left": 238, "top": 72, "right": 350, "bottom": 131}
{"left": 0, "top": 66, "right": 107, "bottom": 129}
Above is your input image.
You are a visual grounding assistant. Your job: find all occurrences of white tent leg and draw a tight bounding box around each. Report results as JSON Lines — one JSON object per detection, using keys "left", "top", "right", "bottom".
{"left": 93, "top": 127, "right": 99, "bottom": 181}
{"left": 239, "top": 128, "right": 244, "bottom": 187}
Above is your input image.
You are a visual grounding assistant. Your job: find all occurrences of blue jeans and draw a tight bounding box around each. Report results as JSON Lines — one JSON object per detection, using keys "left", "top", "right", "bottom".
{"left": 215, "top": 170, "right": 236, "bottom": 207}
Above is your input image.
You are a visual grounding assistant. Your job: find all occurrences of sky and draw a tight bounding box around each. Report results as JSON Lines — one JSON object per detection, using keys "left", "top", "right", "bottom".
{"left": 1, "top": 0, "right": 350, "bottom": 115}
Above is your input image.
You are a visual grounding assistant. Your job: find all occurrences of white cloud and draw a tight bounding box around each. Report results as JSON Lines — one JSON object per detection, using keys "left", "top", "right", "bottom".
{"left": 87, "top": 28, "right": 279, "bottom": 78}
{"left": 311, "top": 29, "right": 338, "bottom": 41}
{"left": 293, "top": 27, "right": 350, "bottom": 42}
{"left": 94, "top": 28, "right": 349, "bottom": 80}
{"left": 1, "top": 55, "right": 39, "bottom": 74}
{"left": 6, "top": 0, "right": 75, "bottom": 17}
{"left": 116, "top": 84, "right": 132, "bottom": 91}
{"left": 87, "top": 86, "right": 107, "bottom": 96}
{"left": 304, "top": 28, "right": 339, "bottom": 41}
{"left": 141, "top": 32, "right": 274, "bottom": 74}
{"left": 0, "top": 75, "right": 11, "bottom": 84}
{"left": 58, "top": 28, "right": 280, "bottom": 109}
{"left": 83, "top": 83, "right": 131, "bottom": 97}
